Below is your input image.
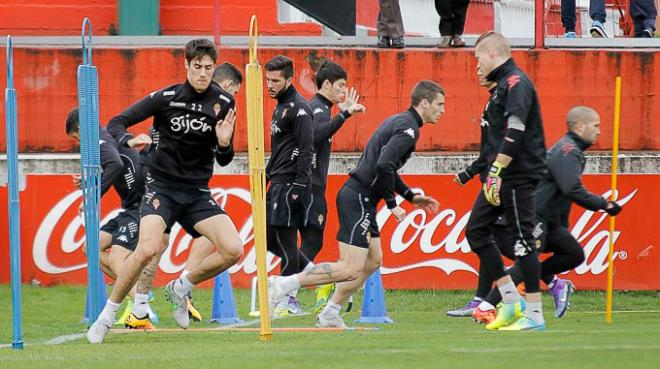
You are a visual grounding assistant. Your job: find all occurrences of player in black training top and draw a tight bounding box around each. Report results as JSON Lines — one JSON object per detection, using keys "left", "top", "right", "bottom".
{"left": 88, "top": 39, "right": 242, "bottom": 344}
{"left": 262, "top": 55, "right": 316, "bottom": 316}
{"left": 66, "top": 107, "right": 159, "bottom": 325}
{"left": 465, "top": 31, "right": 547, "bottom": 331}
{"left": 268, "top": 81, "right": 443, "bottom": 328}
{"left": 283, "top": 60, "right": 367, "bottom": 315}
{"left": 478, "top": 106, "right": 623, "bottom": 319}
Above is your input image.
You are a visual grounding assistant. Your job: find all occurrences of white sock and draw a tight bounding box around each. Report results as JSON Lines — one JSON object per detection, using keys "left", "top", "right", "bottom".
{"left": 288, "top": 289, "right": 299, "bottom": 298}
{"left": 303, "top": 261, "right": 315, "bottom": 271}
{"left": 180, "top": 269, "right": 191, "bottom": 279}
{"left": 174, "top": 276, "right": 194, "bottom": 297}
{"left": 498, "top": 281, "right": 521, "bottom": 304}
{"left": 546, "top": 275, "right": 558, "bottom": 289}
{"left": 473, "top": 296, "right": 483, "bottom": 302}
{"left": 526, "top": 302, "right": 544, "bottom": 323}
{"left": 320, "top": 301, "right": 342, "bottom": 318}
{"left": 100, "top": 299, "right": 120, "bottom": 322}
{"left": 131, "top": 293, "right": 150, "bottom": 318}
{"left": 281, "top": 275, "right": 301, "bottom": 293}
{"left": 478, "top": 301, "right": 496, "bottom": 311}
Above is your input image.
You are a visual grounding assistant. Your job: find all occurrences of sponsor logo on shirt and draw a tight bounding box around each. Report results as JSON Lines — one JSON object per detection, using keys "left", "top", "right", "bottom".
{"left": 169, "top": 102, "right": 186, "bottom": 107}
{"left": 297, "top": 108, "right": 308, "bottom": 117}
{"left": 170, "top": 114, "right": 213, "bottom": 133}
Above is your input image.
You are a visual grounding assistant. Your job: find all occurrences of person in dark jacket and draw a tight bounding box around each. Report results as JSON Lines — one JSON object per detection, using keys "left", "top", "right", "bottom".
{"left": 288, "top": 60, "right": 366, "bottom": 315}
{"left": 467, "top": 31, "right": 547, "bottom": 331}
{"left": 478, "top": 106, "right": 623, "bottom": 318}
{"left": 88, "top": 39, "right": 242, "bottom": 344}
{"left": 263, "top": 55, "right": 316, "bottom": 316}
{"left": 267, "top": 80, "right": 443, "bottom": 328}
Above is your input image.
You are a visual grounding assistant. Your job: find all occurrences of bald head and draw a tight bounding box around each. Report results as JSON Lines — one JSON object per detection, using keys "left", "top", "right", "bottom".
{"left": 566, "top": 106, "right": 601, "bottom": 145}
{"left": 567, "top": 106, "right": 599, "bottom": 129}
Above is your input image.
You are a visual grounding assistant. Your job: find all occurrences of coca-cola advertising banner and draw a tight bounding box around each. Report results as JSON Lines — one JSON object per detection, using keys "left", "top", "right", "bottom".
{"left": 1, "top": 174, "right": 658, "bottom": 290}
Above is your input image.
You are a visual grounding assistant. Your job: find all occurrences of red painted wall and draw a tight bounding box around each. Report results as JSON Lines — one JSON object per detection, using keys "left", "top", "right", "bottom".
{"left": 1, "top": 47, "right": 658, "bottom": 153}
{"left": 0, "top": 0, "right": 320, "bottom": 36}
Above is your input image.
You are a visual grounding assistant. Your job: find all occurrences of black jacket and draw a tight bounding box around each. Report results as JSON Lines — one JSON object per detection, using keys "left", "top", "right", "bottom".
{"left": 350, "top": 107, "right": 420, "bottom": 209}
{"left": 100, "top": 128, "right": 144, "bottom": 209}
{"left": 486, "top": 58, "right": 547, "bottom": 183}
{"left": 536, "top": 131, "right": 609, "bottom": 227}
{"left": 265, "top": 85, "right": 314, "bottom": 186}
{"left": 466, "top": 85, "right": 498, "bottom": 183}
{"left": 309, "top": 93, "right": 349, "bottom": 194}
{"left": 107, "top": 80, "right": 235, "bottom": 187}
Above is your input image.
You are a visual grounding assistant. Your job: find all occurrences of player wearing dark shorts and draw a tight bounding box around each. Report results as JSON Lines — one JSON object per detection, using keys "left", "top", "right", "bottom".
{"left": 88, "top": 39, "right": 242, "bottom": 344}
{"left": 268, "top": 80, "right": 443, "bottom": 328}
{"left": 273, "top": 60, "right": 366, "bottom": 314}
{"left": 478, "top": 107, "right": 623, "bottom": 319}
{"left": 66, "top": 108, "right": 159, "bottom": 326}
{"left": 262, "top": 56, "right": 315, "bottom": 316}
{"left": 467, "top": 31, "right": 548, "bottom": 331}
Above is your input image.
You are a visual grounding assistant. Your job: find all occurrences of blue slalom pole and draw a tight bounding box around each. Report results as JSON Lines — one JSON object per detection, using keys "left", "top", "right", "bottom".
{"left": 77, "top": 18, "right": 104, "bottom": 325}
{"left": 5, "top": 35, "right": 24, "bottom": 350}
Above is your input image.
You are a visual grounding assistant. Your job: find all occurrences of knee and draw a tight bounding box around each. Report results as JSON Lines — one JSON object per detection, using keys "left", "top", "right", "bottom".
{"left": 570, "top": 250, "right": 586, "bottom": 269}
{"left": 364, "top": 258, "right": 382, "bottom": 275}
{"left": 335, "top": 262, "right": 360, "bottom": 281}
{"left": 135, "top": 238, "right": 162, "bottom": 262}
{"left": 224, "top": 243, "right": 244, "bottom": 264}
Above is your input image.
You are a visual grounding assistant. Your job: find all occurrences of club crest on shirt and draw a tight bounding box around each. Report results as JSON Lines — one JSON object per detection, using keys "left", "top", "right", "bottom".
{"left": 214, "top": 103, "right": 221, "bottom": 116}
{"left": 152, "top": 197, "right": 160, "bottom": 210}
{"left": 318, "top": 214, "right": 324, "bottom": 225}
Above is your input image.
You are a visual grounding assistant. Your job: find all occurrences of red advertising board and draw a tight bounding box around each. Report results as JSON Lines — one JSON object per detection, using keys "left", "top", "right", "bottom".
{"left": 1, "top": 174, "right": 658, "bottom": 290}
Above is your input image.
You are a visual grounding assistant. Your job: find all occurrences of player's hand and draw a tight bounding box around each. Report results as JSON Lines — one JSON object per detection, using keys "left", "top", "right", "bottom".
{"left": 483, "top": 161, "right": 506, "bottom": 206}
{"left": 412, "top": 194, "right": 440, "bottom": 214}
{"left": 605, "top": 201, "right": 622, "bottom": 216}
{"left": 127, "top": 134, "right": 152, "bottom": 150}
{"left": 72, "top": 174, "right": 82, "bottom": 189}
{"left": 339, "top": 87, "right": 366, "bottom": 115}
{"left": 216, "top": 109, "right": 236, "bottom": 148}
{"left": 390, "top": 206, "right": 406, "bottom": 222}
{"left": 454, "top": 169, "right": 473, "bottom": 186}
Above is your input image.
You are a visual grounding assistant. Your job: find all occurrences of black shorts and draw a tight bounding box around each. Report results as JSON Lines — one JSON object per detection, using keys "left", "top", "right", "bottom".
{"left": 335, "top": 180, "right": 380, "bottom": 248}
{"left": 141, "top": 176, "right": 226, "bottom": 238}
{"left": 100, "top": 208, "right": 140, "bottom": 251}
{"left": 266, "top": 182, "right": 310, "bottom": 228}
{"left": 305, "top": 192, "right": 328, "bottom": 230}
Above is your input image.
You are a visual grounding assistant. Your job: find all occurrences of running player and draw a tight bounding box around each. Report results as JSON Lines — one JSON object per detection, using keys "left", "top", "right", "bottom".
{"left": 268, "top": 80, "right": 443, "bottom": 328}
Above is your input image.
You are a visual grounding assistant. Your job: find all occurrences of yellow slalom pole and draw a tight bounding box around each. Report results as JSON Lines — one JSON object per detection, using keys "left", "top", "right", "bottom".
{"left": 605, "top": 76, "right": 622, "bottom": 324}
{"left": 245, "top": 15, "right": 272, "bottom": 341}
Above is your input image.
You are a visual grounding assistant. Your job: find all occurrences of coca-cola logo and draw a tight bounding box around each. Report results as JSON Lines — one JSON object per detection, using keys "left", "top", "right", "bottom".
{"left": 32, "top": 185, "right": 637, "bottom": 280}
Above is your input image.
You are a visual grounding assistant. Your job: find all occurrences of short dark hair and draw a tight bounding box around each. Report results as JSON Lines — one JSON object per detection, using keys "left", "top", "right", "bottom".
{"left": 265, "top": 55, "right": 294, "bottom": 79}
{"left": 411, "top": 80, "right": 445, "bottom": 107}
{"left": 185, "top": 39, "right": 217, "bottom": 63}
{"left": 315, "top": 60, "right": 347, "bottom": 89}
{"left": 213, "top": 62, "right": 243, "bottom": 85}
{"left": 65, "top": 108, "right": 79, "bottom": 135}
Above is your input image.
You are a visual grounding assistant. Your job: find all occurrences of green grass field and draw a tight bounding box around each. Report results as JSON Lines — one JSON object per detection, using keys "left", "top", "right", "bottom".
{"left": 1, "top": 285, "right": 658, "bottom": 369}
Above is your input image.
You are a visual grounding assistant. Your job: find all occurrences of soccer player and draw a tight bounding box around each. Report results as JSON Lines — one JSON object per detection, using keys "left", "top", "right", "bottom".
{"left": 87, "top": 39, "right": 242, "bottom": 343}
{"left": 465, "top": 31, "right": 547, "bottom": 331}
{"left": 177, "top": 61, "right": 243, "bottom": 322}
{"left": 262, "top": 55, "right": 315, "bottom": 316}
{"left": 66, "top": 108, "right": 160, "bottom": 326}
{"left": 476, "top": 106, "right": 623, "bottom": 319}
{"left": 268, "top": 80, "right": 443, "bottom": 328}
{"left": 446, "top": 72, "right": 515, "bottom": 318}
{"left": 286, "top": 60, "right": 366, "bottom": 314}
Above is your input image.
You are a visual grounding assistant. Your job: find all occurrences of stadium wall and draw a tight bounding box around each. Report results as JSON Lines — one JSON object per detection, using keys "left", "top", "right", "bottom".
{"left": 0, "top": 47, "right": 659, "bottom": 153}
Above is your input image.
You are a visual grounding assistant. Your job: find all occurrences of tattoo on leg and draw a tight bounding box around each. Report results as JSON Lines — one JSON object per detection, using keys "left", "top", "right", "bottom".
{"left": 137, "top": 258, "right": 158, "bottom": 294}
{"left": 305, "top": 263, "right": 333, "bottom": 279}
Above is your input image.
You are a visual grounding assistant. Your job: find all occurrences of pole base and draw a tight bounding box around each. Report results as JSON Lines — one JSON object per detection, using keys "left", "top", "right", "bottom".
{"left": 209, "top": 317, "right": 245, "bottom": 325}
{"left": 12, "top": 341, "right": 23, "bottom": 350}
{"left": 355, "top": 316, "right": 394, "bottom": 324}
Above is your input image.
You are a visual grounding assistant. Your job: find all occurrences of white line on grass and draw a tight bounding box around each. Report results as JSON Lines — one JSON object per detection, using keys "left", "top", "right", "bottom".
{"left": 451, "top": 344, "right": 660, "bottom": 353}
{"left": 570, "top": 310, "right": 660, "bottom": 314}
